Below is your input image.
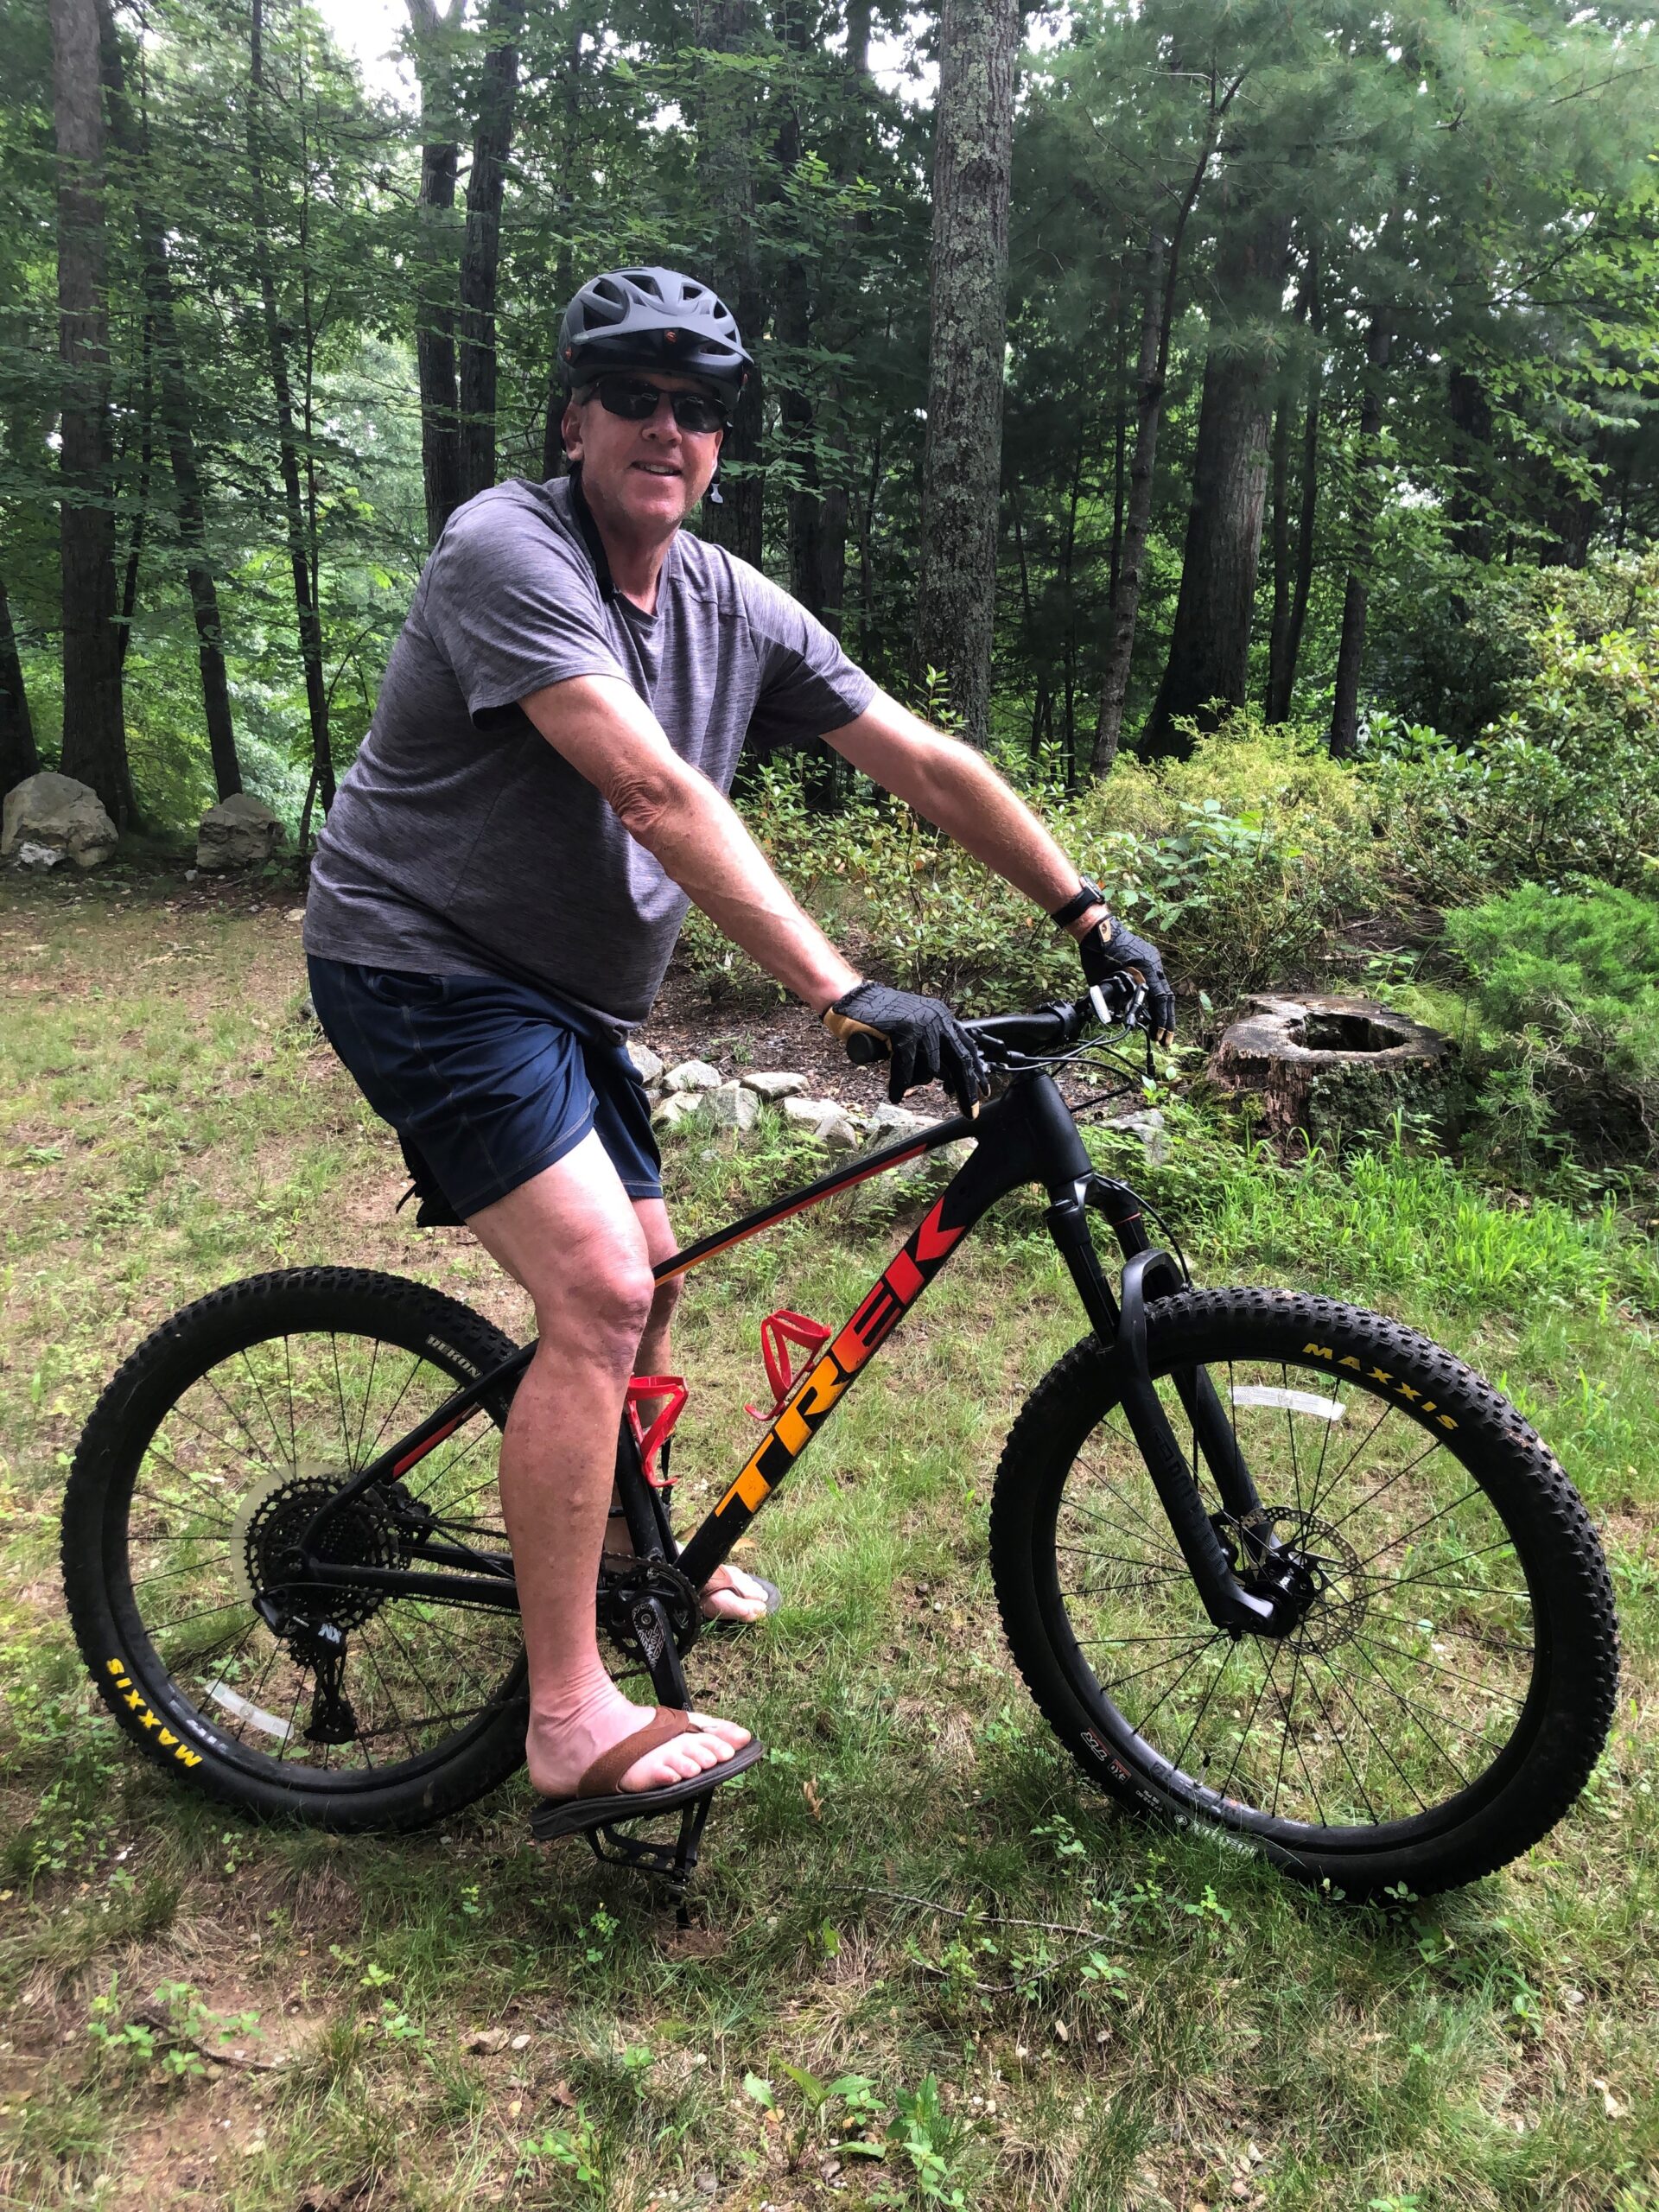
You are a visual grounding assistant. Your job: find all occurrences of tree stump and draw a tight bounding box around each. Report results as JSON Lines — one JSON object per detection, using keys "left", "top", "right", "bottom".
{"left": 1210, "top": 994, "right": 1456, "bottom": 1147}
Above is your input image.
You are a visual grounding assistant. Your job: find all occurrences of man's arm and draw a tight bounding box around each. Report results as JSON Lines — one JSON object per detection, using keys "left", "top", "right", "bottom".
{"left": 520, "top": 674, "right": 860, "bottom": 1014}
{"left": 822, "top": 688, "right": 1108, "bottom": 942}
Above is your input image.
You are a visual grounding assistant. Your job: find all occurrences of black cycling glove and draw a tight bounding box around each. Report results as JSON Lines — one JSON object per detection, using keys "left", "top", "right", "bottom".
{"left": 1080, "top": 917, "right": 1177, "bottom": 1045}
{"left": 823, "top": 982, "right": 990, "bottom": 1116}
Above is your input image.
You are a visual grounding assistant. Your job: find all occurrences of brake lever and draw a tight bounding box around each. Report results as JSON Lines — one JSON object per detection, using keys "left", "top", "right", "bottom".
{"left": 1089, "top": 980, "right": 1147, "bottom": 1032}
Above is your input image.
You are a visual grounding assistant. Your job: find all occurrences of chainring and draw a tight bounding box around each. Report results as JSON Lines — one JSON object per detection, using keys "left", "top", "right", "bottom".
{"left": 598, "top": 1554, "right": 701, "bottom": 1665}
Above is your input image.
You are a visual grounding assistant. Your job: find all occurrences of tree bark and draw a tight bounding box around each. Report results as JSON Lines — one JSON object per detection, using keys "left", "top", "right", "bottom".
{"left": 1091, "top": 232, "right": 1167, "bottom": 776}
{"left": 538, "top": 4, "right": 590, "bottom": 485}
{"left": 1264, "top": 392, "right": 1292, "bottom": 720}
{"left": 1447, "top": 362, "right": 1493, "bottom": 565}
{"left": 50, "top": 0, "right": 135, "bottom": 827}
{"left": 1279, "top": 246, "right": 1324, "bottom": 725}
{"left": 1141, "top": 202, "right": 1292, "bottom": 760}
{"left": 0, "top": 568, "right": 38, "bottom": 793}
{"left": 456, "top": 0, "right": 523, "bottom": 507}
{"left": 99, "top": 0, "right": 241, "bottom": 795}
{"left": 406, "top": 0, "right": 466, "bottom": 545}
{"left": 1266, "top": 250, "right": 1319, "bottom": 724}
{"left": 115, "top": 310, "right": 153, "bottom": 675}
{"left": 1327, "top": 313, "right": 1392, "bottom": 761}
{"left": 696, "top": 0, "right": 766, "bottom": 568}
{"left": 917, "top": 0, "right": 1017, "bottom": 747}
{"left": 248, "top": 0, "right": 332, "bottom": 813}
{"left": 1090, "top": 73, "right": 1240, "bottom": 777}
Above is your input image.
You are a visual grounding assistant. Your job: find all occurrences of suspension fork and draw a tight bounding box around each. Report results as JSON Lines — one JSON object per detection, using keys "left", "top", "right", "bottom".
{"left": 1043, "top": 1164, "right": 1277, "bottom": 1632}
{"left": 1086, "top": 1178, "right": 1274, "bottom": 1547}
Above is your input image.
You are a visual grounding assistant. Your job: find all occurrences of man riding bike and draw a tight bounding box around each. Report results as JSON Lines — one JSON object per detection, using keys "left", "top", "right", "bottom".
{"left": 302, "top": 265, "right": 1174, "bottom": 1830}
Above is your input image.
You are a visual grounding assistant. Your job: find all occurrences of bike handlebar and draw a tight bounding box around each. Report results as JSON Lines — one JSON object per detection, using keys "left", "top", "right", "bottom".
{"left": 841, "top": 976, "right": 1146, "bottom": 1071}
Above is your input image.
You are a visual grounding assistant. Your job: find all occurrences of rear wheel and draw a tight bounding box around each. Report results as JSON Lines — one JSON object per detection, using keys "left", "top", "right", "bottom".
{"left": 989, "top": 1287, "right": 1619, "bottom": 1897}
{"left": 62, "top": 1268, "right": 530, "bottom": 1830}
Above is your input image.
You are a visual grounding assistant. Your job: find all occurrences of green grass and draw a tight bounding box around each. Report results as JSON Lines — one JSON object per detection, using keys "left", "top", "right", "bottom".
{"left": 2, "top": 868, "right": 1657, "bottom": 2210}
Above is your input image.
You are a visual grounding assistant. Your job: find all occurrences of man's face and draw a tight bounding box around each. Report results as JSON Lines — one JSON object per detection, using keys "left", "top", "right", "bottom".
{"left": 562, "top": 373, "right": 726, "bottom": 533}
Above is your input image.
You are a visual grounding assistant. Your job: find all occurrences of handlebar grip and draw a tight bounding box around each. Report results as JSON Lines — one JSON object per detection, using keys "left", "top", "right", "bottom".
{"left": 844, "top": 1031, "right": 888, "bottom": 1065}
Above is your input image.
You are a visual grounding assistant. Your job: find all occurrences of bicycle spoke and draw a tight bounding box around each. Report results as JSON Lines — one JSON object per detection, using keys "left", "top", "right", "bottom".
{"left": 1051, "top": 1336, "right": 1548, "bottom": 1843}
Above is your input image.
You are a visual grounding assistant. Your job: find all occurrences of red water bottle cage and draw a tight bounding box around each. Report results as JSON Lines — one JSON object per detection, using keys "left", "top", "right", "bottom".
{"left": 625, "top": 1375, "right": 689, "bottom": 1488}
{"left": 746, "top": 1309, "right": 832, "bottom": 1423}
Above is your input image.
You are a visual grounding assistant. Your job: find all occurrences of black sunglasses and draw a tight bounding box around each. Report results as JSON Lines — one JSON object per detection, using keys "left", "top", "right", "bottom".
{"left": 592, "top": 377, "right": 729, "bottom": 435}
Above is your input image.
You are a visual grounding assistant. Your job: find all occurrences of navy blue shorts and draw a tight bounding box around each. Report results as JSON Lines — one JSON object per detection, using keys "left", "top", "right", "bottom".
{"left": 307, "top": 957, "right": 663, "bottom": 1217}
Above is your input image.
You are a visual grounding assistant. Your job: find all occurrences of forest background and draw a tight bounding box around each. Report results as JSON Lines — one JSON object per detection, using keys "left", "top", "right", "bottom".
{"left": 6, "top": 0, "right": 1658, "bottom": 849}
{"left": 7, "top": 8, "right": 1659, "bottom": 2206}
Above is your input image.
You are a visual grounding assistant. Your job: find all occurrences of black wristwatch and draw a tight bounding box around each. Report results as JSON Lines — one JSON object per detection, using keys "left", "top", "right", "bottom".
{"left": 1048, "top": 879, "right": 1108, "bottom": 931}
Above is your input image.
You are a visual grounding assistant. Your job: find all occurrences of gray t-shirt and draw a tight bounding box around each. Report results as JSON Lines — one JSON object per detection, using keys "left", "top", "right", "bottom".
{"left": 304, "top": 476, "right": 875, "bottom": 1031}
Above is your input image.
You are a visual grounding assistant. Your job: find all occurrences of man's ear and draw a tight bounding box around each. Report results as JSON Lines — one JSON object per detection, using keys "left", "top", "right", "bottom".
{"left": 560, "top": 395, "right": 584, "bottom": 461}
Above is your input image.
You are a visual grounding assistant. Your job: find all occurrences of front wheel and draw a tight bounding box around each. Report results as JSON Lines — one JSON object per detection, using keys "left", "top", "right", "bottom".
{"left": 989, "top": 1287, "right": 1618, "bottom": 1898}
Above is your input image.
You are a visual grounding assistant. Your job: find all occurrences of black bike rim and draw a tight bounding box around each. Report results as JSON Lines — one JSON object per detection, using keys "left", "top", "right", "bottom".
{"left": 104, "top": 1323, "right": 526, "bottom": 1796}
{"left": 1042, "top": 1349, "right": 1551, "bottom": 1854}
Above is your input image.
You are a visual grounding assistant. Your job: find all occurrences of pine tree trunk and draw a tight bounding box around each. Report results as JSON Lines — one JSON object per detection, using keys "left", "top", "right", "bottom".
{"left": 1091, "top": 231, "right": 1168, "bottom": 776}
{"left": 99, "top": 0, "right": 241, "bottom": 796}
{"left": 456, "top": 0, "right": 523, "bottom": 507}
{"left": 1089, "top": 74, "right": 1239, "bottom": 777}
{"left": 696, "top": 0, "right": 766, "bottom": 568}
{"left": 1265, "top": 251, "right": 1319, "bottom": 724}
{"left": 406, "top": 1, "right": 466, "bottom": 545}
{"left": 917, "top": 0, "right": 1017, "bottom": 747}
{"left": 1281, "top": 277, "right": 1325, "bottom": 723}
{"left": 248, "top": 0, "right": 332, "bottom": 813}
{"left": 1328, "top": 313, "right": 1392, "bottom": 761}
{"left": 1141, "top": 206, "right": 1292, "bottom": 760}
{"left": 1447, "top": 363, "right": 1492, "bottom": 565}
{"left": 0, "top": 568, "right": 38, "bottom": 793}
{"left": 50, "top": 0, "right": 135, "bottom": 827}
{"left": 1264, "top": 396, "right": 1292, "bottom": 719}
{"left": 538, "top": 7, "right": 589, "bottom": 484}
{"left": 115, "top": 311, "right": 153, "bottom": 674}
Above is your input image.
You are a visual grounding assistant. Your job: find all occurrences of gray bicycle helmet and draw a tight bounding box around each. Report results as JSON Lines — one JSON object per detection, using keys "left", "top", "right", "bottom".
{"left": 558, "top": 267, "right": 753, "bottom": 399}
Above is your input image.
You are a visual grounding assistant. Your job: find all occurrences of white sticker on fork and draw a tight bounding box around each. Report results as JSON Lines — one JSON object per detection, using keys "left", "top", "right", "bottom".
{"left": 206, "top": 1681, "right": 293, "bottom": 1741}
{"left": 1229, "top": 1385, "right": 1344, "bottom": 1421}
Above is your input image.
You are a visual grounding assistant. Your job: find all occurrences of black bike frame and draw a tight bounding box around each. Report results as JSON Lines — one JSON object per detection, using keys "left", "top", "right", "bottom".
{"left": 293, "top": 1070, "right": 1279, "bottom": 1653}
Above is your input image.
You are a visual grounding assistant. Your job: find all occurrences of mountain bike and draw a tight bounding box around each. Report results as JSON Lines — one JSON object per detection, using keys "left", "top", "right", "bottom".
{"left": 62, "top": 980, "right": 1619, "bottom": 1909}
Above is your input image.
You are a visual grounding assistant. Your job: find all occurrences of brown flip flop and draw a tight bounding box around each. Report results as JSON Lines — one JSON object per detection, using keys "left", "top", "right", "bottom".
{"left": 528, "top": 1707, "right": 765, "bottom": 1843}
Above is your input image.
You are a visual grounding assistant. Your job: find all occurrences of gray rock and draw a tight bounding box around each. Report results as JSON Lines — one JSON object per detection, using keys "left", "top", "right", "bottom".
{"left": 783, "top": 1093, "right": 839, "bottom": 1127}
{"left": 741, "top": 1071, "right": 808, "bottom": 1100}
{"left": 2, "top": 772, "right": 118, "bottom": 871}
{"left": 627, "top": 1041, "right": 665, "bottom": 1085}
{"left": 708, "top": 1081, "right": 760, "bottom": 1133}
{"left": 1104, "top": 1108, "right": 1167, "bottom": 1166}
{"left": 815, "top": 1108, "right": 861, "bottom": 1151}
{"left": 197, "top": 791, "right": 284, "bottom": 872}
{"left": 11, "top": 840, "right": 62, "bottom": 872}
{"left": 862, "top": 1101, "right": 938, "bottom": 1147}
{"left": 664, "top": 1058, "right": 721, "bottom": 1093}
{"left": 651, "top": 1091, "right": 706, "bottom": 1131}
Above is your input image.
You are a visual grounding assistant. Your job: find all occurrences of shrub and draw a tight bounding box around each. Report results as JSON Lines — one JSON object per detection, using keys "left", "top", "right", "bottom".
{"left": 1366, "top": 553, "right": 1659, "bottom": 905}
{"left": 1445, "top": 880, "right": 1659, "bottom": 1164}
{"left": 682, "top": 715, "right": 1382, "bottom": 1014}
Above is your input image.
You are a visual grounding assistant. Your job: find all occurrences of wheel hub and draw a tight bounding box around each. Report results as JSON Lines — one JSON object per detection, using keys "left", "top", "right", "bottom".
{"left": 1232, "top": 1506, "right": 1367, "bottom": 1653}
{"left": 232, "top": 1464, "right": 403, "bottom": 1632}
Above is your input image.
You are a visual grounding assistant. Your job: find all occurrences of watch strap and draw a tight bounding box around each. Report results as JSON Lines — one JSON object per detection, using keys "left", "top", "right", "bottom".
{"left": 1048, "top": 880, "right": 1108, "bottom": 931}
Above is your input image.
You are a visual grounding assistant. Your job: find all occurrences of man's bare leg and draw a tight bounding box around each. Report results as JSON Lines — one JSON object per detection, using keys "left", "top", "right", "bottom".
{"left": 627, "top": 1197, "right": 769, "bottom": 1624}
{"left": 465, "top": 1134, "right": 749, "bottom": 1799}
